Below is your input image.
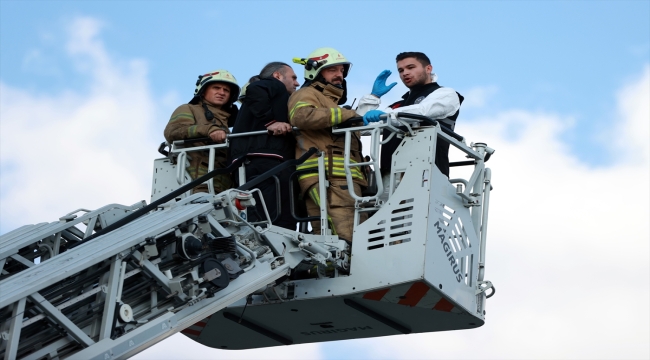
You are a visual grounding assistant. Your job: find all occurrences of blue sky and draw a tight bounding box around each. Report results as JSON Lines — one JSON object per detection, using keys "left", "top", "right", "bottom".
{"left": 1, "top": 1, "right": 649, "bottom": 359}
{"left": 2, "top": 1, "right": 648, "bottom": 165}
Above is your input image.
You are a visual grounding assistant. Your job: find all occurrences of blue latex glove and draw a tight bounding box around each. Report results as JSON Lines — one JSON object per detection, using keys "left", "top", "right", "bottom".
{"left": 371, "top": 70, "right": 397, "bottom": 98}
{"left": 363, "top": 110, "right": 386, "bottom": 125}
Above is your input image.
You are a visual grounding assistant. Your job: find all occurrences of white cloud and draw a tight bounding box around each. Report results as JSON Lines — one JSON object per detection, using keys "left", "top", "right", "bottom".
{"left": 134, "top": 333, "right": 323, "bottom": 360}
{"left": 459, "top": 85, "right": 499, "bottom": 109}
{"left": 616, "top": 64, "right": 649, "bottom": 164}
{"left": 324, "top": 67, "right": 650, "bottom": 359}
{"left": 0, "top": 15, "right": 324, "bottom": 360}
{"left": 0, "top": 16, "right": 160, "bottom": 230}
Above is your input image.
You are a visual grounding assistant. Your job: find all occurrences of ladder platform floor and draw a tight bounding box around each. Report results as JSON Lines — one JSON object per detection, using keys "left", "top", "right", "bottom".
{"left": 191, "top": 280, "right": 484, "bottom": 350}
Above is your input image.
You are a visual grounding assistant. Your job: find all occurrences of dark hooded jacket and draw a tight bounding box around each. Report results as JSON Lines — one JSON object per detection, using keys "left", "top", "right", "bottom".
{"left": 230, "top": 77, "right": 295, "bottom": 161}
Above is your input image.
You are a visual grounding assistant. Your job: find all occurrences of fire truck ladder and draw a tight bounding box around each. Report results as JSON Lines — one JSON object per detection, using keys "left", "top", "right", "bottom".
{"left": 0, "top": 152, "right": 330, "bottom": 360}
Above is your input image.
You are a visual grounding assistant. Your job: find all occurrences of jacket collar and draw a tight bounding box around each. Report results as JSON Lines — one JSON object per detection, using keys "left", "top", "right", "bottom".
{"left": 401, "top": 82, "right": 441, "bottom": 104}
{"left": 310, "top": 81, "right": 345, "bottom": 103}
{"left": 196, "top": 101, "right": 231, "bottom": 121}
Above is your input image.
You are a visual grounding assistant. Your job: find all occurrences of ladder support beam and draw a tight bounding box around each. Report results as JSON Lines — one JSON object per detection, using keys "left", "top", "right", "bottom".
{"left": 3, "top": 298, "right": 26, "bottom": 360}
{"left": 29, "top": 292, "right": 95, "bottom": 347}
{"left": 99, "top": 256, "right": 122, "bottom": 340}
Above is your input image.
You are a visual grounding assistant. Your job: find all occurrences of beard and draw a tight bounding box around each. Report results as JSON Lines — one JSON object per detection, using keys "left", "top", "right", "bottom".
{"left": 408, "top": 71, "right": 430, "bottom": 88}
{"left": 329, "top": 76, "right": 343, "bottom": 85}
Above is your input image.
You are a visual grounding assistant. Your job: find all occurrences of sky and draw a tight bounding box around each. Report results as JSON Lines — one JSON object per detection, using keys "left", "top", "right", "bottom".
{"left": 1, "top": 0, "right": 649, "bottom": 359}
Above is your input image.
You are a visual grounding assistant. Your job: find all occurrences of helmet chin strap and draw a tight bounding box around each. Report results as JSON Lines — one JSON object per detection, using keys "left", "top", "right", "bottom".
{"left": 314, "top": 75, "right": 347, "bottom": 105}
{"left": 315, "top": 74, "right": 343, "bottom": 89}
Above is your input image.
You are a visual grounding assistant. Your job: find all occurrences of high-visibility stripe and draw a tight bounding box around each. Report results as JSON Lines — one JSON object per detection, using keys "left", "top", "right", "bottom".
{"left": 433, "top": 298, "right": 455, "bottom": 312}
{"left": 397, "top": 282, "right": 430, "bottom": 307}
{"left": 297, "top": 158, "right": 362, "bottom": 170}
{"left": 169, "top": 113, "right": 193, "bottom": 123}
{"left": 181, "top": 328, "right": 201, "bottom": 336}
{"left": 182, "top": 315, "right": 211, "bottom": 337}
{"left": 188, "top": 125, "right": 198, "bottom": 138}
{"left": 308, "top": 187, "right": 337, "bottom": 235}
{"left": 297, "top": 156, "right": 364, "bottom": 180}
{"left": 330, "top": 108, "right": 342, "bottom": 126}
{"left": 298, "top": 169, "right": 364, "bottom": 180}
{"left": 297, "top": 168, "right": 364, "bottom": 177}
{"left": 309, "top": 187, "right": 321, "bottom": 205}
{"left": 301, "top": 167, "right": 363, "bottom": 176}
{"left": 290, "top": 101, "right": 314, "bottom": 120}
{"left": 363, "top": 288, "right": 391, "bottom": 301}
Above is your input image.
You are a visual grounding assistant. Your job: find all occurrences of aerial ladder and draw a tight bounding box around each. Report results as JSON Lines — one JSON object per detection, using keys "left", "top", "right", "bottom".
{"left": 0, "top": 114, "right": 495, "bottom": 359}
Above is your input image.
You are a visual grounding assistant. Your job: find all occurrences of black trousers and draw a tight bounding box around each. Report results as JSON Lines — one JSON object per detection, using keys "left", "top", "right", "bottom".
{"left": 240, "top": 157, "right": 297, "bottom": 231}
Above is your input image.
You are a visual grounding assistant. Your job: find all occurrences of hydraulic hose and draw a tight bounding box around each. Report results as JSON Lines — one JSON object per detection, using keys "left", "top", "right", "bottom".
{"left": 69, "top": 148, "right": 318, "bottom": 249}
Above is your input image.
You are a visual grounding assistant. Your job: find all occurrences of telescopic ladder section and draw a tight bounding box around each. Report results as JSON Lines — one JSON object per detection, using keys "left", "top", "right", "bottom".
{"left": 0, "top": 190, "right": 327, "bottom": 360}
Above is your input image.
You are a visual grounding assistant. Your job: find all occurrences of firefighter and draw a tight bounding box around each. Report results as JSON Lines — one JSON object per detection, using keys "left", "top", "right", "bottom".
{"left": 357, "top": 52, "right": 464, "bottom": 183}
{"left": 164, "top": 70, "right": 240, "bottom": 194}
{"left": 288, "top": 47, "right": 367, "bottom": 242}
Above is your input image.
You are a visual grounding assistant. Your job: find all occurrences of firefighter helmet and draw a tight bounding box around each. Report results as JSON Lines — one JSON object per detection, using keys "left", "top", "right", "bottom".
{"left": 292, "top": 47, "right": 352, "bottom": 81}
{"left": 190, "top": 69, "right": 240, "bottom": 105}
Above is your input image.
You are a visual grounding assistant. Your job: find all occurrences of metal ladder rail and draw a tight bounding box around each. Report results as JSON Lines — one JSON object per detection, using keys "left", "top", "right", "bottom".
{"left": 73, "top": 260, "right": 291, "bottom": 360}
{"left": 1, "top": 184, "right": 315, "bottom": 360}
{"left": 332, "top": 124, "right": 384, "bottom": 206}
{"left": 332, "top": 114, "right": 423, "bottom": 207}
{"left": 0, "top": 201, "right": 215, "bottom": 359}
{"left": 2, "top": 245, "right": 292, "bottom": 360}
{"left": 0, "top": 202, "right": 146, "bottom": 252}
{"left": 171, "top": 143, "right": 229, "bottom": 196}
{"left": 0, "top": 200, "right": 214, "bottom": 311}
{"left": 168, "top": 128, "right": 297, "bottom": 196}
{"left": 0, "top": 202, "right": 146, "bottom": 278}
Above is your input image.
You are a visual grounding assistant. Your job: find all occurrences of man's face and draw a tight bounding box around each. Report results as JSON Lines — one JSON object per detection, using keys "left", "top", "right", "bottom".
{"left": 202, "top": 82, "right": 231, "bottom": 107}
{"left": 275, "top": 66, "right": 300, "bottom": 93}
{"left": 397, "top": 57, "right": 433, "bottom": 88}
{"left": 320, "top": 65, "right": 345, "bottom": 85}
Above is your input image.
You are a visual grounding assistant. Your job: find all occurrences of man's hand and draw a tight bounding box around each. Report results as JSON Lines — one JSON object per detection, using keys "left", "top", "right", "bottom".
{"left": 363, "top": 110, "right": 386, "bottom": 125}
{"left": 267, "top": 122, "right": 292, "bottom": 136}
{"left": 371, "top": 70, "right": 397, "bottom": 98}
{"left": 209, "top": 129, "right": 227, "bottom": 143}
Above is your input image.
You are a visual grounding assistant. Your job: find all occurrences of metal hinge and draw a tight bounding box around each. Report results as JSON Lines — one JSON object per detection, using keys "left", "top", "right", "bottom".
{"left": 476, "top": 280, "right": 495, "bottom": 298}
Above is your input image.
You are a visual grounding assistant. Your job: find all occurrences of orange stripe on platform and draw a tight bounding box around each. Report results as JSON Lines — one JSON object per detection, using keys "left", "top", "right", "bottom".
{"left": 181, "top": 328, "right": 202, "bottom": 336}
{"left": 194, "top": 321, "right": 208, "bottom": 327}
{"left": 398, "top": 282, "right": 430, "bottom": 307}
{"left": 433, "top": 298, "right": 454, "bottom": 312}
{"left": 363, "top": 288, "right": 390, "bottom": 301}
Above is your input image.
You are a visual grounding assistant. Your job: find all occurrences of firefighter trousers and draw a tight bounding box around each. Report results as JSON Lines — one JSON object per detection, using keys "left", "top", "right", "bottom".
{"left": 304, "top": 179, "right": 367, "bottom": 242}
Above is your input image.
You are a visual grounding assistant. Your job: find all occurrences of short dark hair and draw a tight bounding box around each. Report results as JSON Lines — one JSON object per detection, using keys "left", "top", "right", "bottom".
{"left": 259, "top": 62, "right": 290, "bottom": 79}
{"left": 396, "top": 52, "right": 431, "bottom": 67}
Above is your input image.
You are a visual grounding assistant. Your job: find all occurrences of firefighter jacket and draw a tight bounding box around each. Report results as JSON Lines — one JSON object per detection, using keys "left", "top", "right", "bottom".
{"left": 164, "top": 102, "right": 234, "bottom": 192}
{"left": 288, "top": 81, "right": 367, "bottom": 192}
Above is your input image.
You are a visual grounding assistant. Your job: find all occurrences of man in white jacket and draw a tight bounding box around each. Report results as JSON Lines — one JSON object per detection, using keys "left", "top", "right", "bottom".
{"left": 356, "top": 52, "right": 464, "bottom": 187}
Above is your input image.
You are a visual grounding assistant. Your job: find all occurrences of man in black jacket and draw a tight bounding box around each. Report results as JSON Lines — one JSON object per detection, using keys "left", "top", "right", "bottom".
{"left": 230, "top": 62, "right": 300, "bottom": 229}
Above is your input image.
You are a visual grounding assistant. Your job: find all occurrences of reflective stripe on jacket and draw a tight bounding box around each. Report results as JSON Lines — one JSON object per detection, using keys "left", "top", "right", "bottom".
{"left": 288, "top": 81, "right": 367, "bottom": 191}
{"left": 164, "top": 102, "right": 233, "bottom": 192}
